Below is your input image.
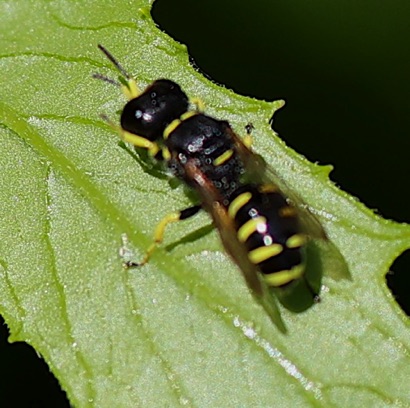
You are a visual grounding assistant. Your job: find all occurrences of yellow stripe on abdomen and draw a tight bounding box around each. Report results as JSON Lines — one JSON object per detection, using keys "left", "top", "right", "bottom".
{"left": 228, "top": 192, "right": 252, "bottom": 218}
{"left": 248, "top": 244, "right": 283, "bottom": 264}
{"left": 237, "top": 216, "right": 267, "bottom": 243}
{"left": 286, "top": 233, "right": 307, "bottom": 249}
{"left": 264, "top": 264, "right": 305, "bottom": 287}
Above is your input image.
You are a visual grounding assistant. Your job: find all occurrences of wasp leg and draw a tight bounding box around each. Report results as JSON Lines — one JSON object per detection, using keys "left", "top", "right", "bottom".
{"left": 243, "top": 123, "right": 254, "bottom": 148}
{"left": 100, "top": 114, "right": 160, "bottom": 157}
{"left": 126, "top": 205, "right": 202, "bottom": 267}
{"left": 190, "top": 97, "right": 205, "bottom": 112}
{"left": 121, "top": 77, "right": 140, "bottom": 100}
{"left": 120, "top": 129, "right": 160, "bottom": 157}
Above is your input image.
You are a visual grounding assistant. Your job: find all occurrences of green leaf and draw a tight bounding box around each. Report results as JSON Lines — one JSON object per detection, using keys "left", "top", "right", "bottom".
{"left": 1, "top": 1, "right": 409, "bottom": 407}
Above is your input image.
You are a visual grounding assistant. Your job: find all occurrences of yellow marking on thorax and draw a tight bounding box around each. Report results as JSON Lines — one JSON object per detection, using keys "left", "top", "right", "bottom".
{"left": 237, "top": 216, "right": 267, "bottom": 243}
{"left": 180, "top": 111, "right": 197, "bottom": 121}
{"left": 164, "top": 119, "right": 181, "bottom": 140}
{"left": 248, "top": 244, "right": 283, "bottom": 264}
{"left": 279, "top": 206, "right": 297, "bottom": 218}
{"left": 228, "top": 192, "right": 252, "bottom": 218}
{"left": 286, "top": 233, "right": 307, "bottom": 249}
{"left": 213, "top": 149, "right": 234, "bottom": 166}
{"left": 163, "top": 112, "right": 197, "bottom": 140}
{"left": 264, "top": 264, "right": 305, "bottom": 287}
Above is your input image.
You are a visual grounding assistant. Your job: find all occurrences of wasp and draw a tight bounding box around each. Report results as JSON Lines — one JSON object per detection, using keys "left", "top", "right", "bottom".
{"left": 94, "top": 44, "right": 347, "bottom": 319}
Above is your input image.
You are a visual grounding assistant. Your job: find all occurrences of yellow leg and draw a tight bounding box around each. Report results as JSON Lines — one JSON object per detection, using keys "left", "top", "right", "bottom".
{"left": 243, "top": 134, "right": 253, "bottom": 149}
{"left": 126, "top": 205, "right": 201, "bottom": 267}
{"left": 190, "top": 97, "right": 205, "bottom": 112}
{"left": 97, "top": 44, "right": 141, "bottom": 100}
{"left": 243, "top": 123, "right": 254, "bottom": 148}
{"left": 120, "top": 129, "right": 160, "bottom": 157}
{"left": 137, "top": 212, "right": 181, "bottom": 266}
{"left": 100, "top": 114, "right": 160, "bottom": 157}
{"left": 122, "top": 77, "right": 140, "bottom": 100}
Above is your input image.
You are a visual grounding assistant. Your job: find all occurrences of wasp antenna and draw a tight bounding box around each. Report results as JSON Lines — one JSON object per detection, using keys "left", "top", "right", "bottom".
{"left": 97, "top": 44, "right": 130, "bottom": 79}
{"left": 92, "top": 73, "right": 121, "bottom": 87}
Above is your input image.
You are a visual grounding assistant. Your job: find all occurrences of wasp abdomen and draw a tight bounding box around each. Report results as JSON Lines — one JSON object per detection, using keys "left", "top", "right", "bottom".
{"left": 228, "top": 184, "right": 307, "bottom": 288}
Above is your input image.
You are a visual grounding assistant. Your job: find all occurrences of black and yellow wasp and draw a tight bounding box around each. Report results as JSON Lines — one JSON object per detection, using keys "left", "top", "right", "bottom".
{"left": 94, "top": 45, "right": 347, "bottom": 320}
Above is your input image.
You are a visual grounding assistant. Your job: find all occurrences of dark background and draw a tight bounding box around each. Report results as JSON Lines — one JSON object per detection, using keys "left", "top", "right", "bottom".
{"left": 1, "top": 1, "right": 408, "bottom": 406}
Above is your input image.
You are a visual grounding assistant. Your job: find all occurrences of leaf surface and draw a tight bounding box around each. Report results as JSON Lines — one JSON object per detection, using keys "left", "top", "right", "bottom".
{"left": 0, "top": 1, "right": 409, "bottom": 407}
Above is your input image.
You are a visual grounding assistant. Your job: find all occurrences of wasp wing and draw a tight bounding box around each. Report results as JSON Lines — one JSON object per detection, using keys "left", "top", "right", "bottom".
{"left": 227, "top": 127, "right": 324, "bottom": 233}
{"left": 184, "top": 160, "right": 285, "bottom": 330}
{"left": 227, "top": 126, "right": 350, "bottom": 282}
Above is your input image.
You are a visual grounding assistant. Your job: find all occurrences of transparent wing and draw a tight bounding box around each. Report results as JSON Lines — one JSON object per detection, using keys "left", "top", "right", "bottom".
{"left": 184, "top": 160, "right": 286, "bottom": 330}
{"left": 227, "top": 127, "right": 350, "bottom": 282}
{"left": 227, "top": 127, "right": 322, "bottom": 231}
